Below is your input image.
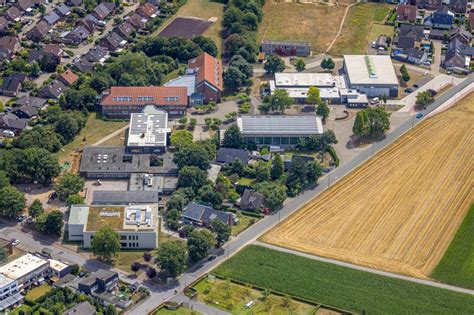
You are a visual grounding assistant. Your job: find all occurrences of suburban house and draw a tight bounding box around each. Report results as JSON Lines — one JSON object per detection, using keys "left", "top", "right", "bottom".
{"left": 15, "top": 0, "right": 33, "bottom": 12}
{"left": 13, "top": 95, "right": 46, "bottom": 109}
{"left": 260, "top": 40, "right": 311, "bottom": 57}
{"left": 99, "top": 31, "right": 126, "bottom": 51}
{"left": 240, "top": 189, "right": 265, "bottom": 212}
{"left": 68, "top": 204, "right": 159, "bottom": 249}
{"left": 396, "top": 4, "right": 418, "bottom": 23}
{"left": 92, "top": 2, "right": 115, "bottom": 21}
{"left": 0, "top": 36, "right": 20, "bottom": 62}
{"left": 424, "top": 6, "right": 454, "bottom": 29}
{"left": 0, "top": 17, "right": 8, "bottom": 35}
{"left": 37, "top": 80, "right": 67, "bottom": 99}
{"left": 55, "top": 3, "right": 71, "bottom": 17}
{"left": 127, "top": 13, "right": 147, "bottom": 30}
{"left": 114, "top": 22, "right": 135, "bottom": 40}
{"left": 73, "top": 58, "right": 94, "bottom": 73}
{"left": 394, "top": 35, "right": 416, "bottom": 51}
{"left": 399, "top": 24, "right": 425, "bottom": 42}
{"left": 216, "top": 147, "right": 250, "bottom": 165}
{"left": 416, "top": 0, "right": 442, "bottom": 10}
{"left": 28, "top": 50, "right": 60, "bottom": 67}
{"left": 26, "top": 20, "right": 50, "bottom": 42}
{"left": 406, "top": 48, "right": 429, "bottom": 64}
{"left": 449, "top": 27, "right": 472, "bottom": 45}
{"left": 78, "top": 15, "right": 98, "bottom": 33}
{"left": 62, "top": 25, "right": 90, "bottom": 45}
{"left": 237, "top": 115, "right": 323, "bottom": 148}
{"left": 182, "top": 203, "right": 237, "bottom": 227}
{"left": 66, "top": 0, "right": 83, "bottom": 6}
{"left": 84, "top": 45, "right": 110, "bottom": 63}
{"left": 449, "top": 0, "right": 467, "bottom": 14}
{"left": 374, "top": 35, "right": 389, "bottom": 50}
{"left": 44, "top": 11, "right": 61, "bottom": 25}
{"left": 126, "top": 106, "right": 169, "bottom": 154}
{"left": 443, "top": 37, "right": 474, "bottom": 73}
{"left": 58, "top": 70, "right": 79, "bottom": 86}
{"left": 43, "top": 44, "right": 63, "bottom": 58}
{"left": 100, "top": 86, "right": 188, "bottom": 119}
{"left": 5, "top": 6, "right": 21, "bottom": 22}
{"left": 186, "top": 52, "right": 223, "bottom": 103}
{"left": 0, "top": 73, "right": 27, "bottom": 97}
{"left": 64, "top": 302, "right": 96, "bottom": 315}
{"left": 13, "top": 104, "right": 39, "bottom": 119}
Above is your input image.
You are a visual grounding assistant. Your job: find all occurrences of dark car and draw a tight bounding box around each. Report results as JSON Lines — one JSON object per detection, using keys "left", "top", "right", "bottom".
{"left": 427, "top": 89, "right": 438, "bottom": 97}
{"left": 208, "top": 255, "right": 217, "bottom": 261}
{"left": 413, "top": 84, "right": 419, "bottom": 88}
{"left": 404, "top": 88, "right": 413, "bottom": 93}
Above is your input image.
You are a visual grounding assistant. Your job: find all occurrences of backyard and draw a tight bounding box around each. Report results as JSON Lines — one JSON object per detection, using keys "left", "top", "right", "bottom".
{"left": 258, "top": 0, "right": 347, "bottom": 53}
{"left": 154, "top": 306, "right": 202, "bottom": 315}
{"left": 231, "top": 213, "right": 258, "bottom": 236}
{"left": 214, "top": 245, "right": 474, "bottom": 314}
{"left": 330, "top": 3, "right": 392, "bottom": 55}
{"left": 25, "top": 284, "right": 53, "bottom": 303}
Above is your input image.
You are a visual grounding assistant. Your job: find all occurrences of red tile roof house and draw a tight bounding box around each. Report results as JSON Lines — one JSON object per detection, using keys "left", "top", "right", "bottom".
{"left": 100, "top": 86, "right": 188, "bottom": 119}
{"left": 136, "top": 3, "right": 157, "bottom": 19}
{"left": 0, "top": 36, "right": 20, "bottom": 62}
{"left": 58, "top": 70, "right": 79, "bottom": 86}
{"left": 187, "top": 52, "right": 223, "bottom": 103}
{"left": 396, "top": 4, "right": 418, "bottom": 24}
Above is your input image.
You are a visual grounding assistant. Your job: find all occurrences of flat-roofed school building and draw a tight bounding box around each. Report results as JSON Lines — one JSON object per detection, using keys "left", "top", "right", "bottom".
{"left": 261, "top": 40, "right": 311, "bottom": 57}
{"left": 236, "top": 115, "right": 323, "bottom": 148}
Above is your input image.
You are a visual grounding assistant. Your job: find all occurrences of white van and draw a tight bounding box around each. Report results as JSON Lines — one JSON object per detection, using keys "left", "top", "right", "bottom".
{"left": 2, "top": 130, "right": 15, "bottom": 138}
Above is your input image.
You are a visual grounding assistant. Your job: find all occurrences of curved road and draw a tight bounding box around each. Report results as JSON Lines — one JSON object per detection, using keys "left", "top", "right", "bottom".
{"left": 128, "top": 74, "right": 474, "bottom": 314}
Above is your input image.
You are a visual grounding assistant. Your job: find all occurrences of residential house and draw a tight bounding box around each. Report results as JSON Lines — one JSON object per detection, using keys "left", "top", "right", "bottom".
{"left": 187, "top": 52, "right": 223, "bottom": 103}
{"left": 92, "top": 2, "right": 115, "bottom": 21}
{"left": 73, "top": 57, "right": 94, "bottom": 73}
{"left": 0, "top": 73, "right": 27, "bottom": 97}
{"left": 0, "top": 113, "right": 29, "bottom": 132}
{"left": 37, "top": 80, "right": 66, "bottom": 99}
{"left": 114, "top": 22, "right": 134, "bottom": 40}
{"left": 424, "top": 6, "right": 454, "bottom": 29}
{"left": 127, "top": 13, "right": 146, "bottom": 30}
{"left": 100, "top": 86, "right": 188, "bottom": 118}
{"left": 5, "top": 6, "right": 22, "bottom": 22}
{"left": 78, "top": 15, "right": 98, "bottom": 33}
{"left": 240, "top": 189, "right": 265, "bottom": 212}
{"left": 26, "top": 20, "right": 50, "bottom": 42}
{"left": 43, "top": 43, "right": 63, "bottom": 58}
{"left": 449, "top": 27, "right": 472, "bottom": 44}
{"left": 44, "top": 11, "right": 61, "bottom": 25}
{"left": 78, "top": 270, "right": 118, "bottom": 295}
{"left": 0, "top": 254, "right": 50, "bottom": 292}
{"left": 64, "top": 302, "right": 96, "bottom": 315}
{"left": 416, "top": 0, "right": 442, "bottom": 10}
{"left": 216, "top": 147, "right": 250, "bottom": 164}
{"left": 84, "top": 45, "right": 109, "bottom": 63}
{"left": 374, "top": 35, "right": 389, "bottom": 50}
{"left": 428, "top": 28, "right": 448, "bottom": 40}
{"left": 49, "top": 259, "right": 71, "bottom": 278}
{"left": 449, "top": 0, "right": 467, "bottom": 14}
{"left": 27, "top": 50, "right": 60, "bottom": 67}
{"left": 407, "top": 48, "right": 429, "bottom": 64}
{"left": 0, "top": 36, "right": 20, "bottom": 61}
{"left": 63, "top": 25, "right": 90, "bottom": 45}
{"left": 182, "top": 203, "right": 237, "bottom": 227}
{"left": 443, "top": 37, "right": 474, "bottom": 72}
{"left": 399, "top": 24, "right": 425, "bottom": 41}
{"left": 136, "top": 3, "right": 157, "bottom": 19}
{"left": 99, "top": 31, "right": 125, "bottom": 51}
{"left": 396, "top": 4, "right": 418, "bottom": 23}
{"left": 13, "top": 95, "right": 46, "bottom": 109}
{"left": 55, "top": 3, "right": 71, "bottom": 17}
{"left": 65, "top": 0, "right": 82, "bottom": 6}
{"left": 394, "top": 35, "right": 416, "bottom": 50}
{"left": 15, "top": 0, "right": 33, "bottom": 12}
{"left": 469, "top": 12, "right": 474, "bottom": 31}
{"left": 0, "top": 17, "right": 8, "bottom": 35}
{"left": 58, "top": 69, "right": 78, "bottom": 86}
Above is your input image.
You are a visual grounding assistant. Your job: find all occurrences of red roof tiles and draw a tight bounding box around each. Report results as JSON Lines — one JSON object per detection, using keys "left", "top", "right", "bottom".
{"left": 187, "top": 52, "right": 223, "bottom": 92}
{"left": 59, "top": 70, "right": 79, "bottom": 86}
{"left": 100, "top": 86, "right": 188, "bottom": 107}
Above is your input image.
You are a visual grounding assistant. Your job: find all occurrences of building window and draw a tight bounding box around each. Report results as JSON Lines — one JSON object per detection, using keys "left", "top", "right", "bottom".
{"left": 120, "top": 235, "right": 126, "bottom": 240}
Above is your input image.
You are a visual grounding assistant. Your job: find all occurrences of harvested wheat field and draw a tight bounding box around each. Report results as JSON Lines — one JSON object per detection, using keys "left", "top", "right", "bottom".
{"left": 262, "top": 94, "right": 474, "bottom": 278}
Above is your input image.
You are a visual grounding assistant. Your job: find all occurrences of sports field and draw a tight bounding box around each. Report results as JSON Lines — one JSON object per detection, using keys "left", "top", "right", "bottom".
{"left": 258, "top": 0, "right": 347, "bottom": 53}
{"left": 262, "top": 94, "right": 474, "bottom": 278}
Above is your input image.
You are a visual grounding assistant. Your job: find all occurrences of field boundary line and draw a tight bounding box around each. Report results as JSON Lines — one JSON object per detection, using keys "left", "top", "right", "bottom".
{"left": 326, "top": 1, "right": 358, "bottom": 53}
{"left": 254, "top": 241, "right": 474, "bottom": 296}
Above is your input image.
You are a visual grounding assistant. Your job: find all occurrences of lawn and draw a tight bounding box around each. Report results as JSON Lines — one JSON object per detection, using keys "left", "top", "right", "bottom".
{"left": 431, "top": 205, "right": 474, "bottom": 289}
{"left": 25, "top": 284, "right": 53, "bottom": 302}
{"left": 111, "top": 251, "right": 147, "bottom": 274}
{"left": 57, "top": 112, "right": 128, "bottom": 163}
{"left": 330, "top": 3, "right": 392, "bottom": 55}
{"left": 258, "top": 0, "right": 347, "bottom": 53}
{"left": 368, "top": 23, "right": 395, "bottom": 43}
{"left": 154, "top": 307, "right": 202, "bottom": 315}
{"left": 101, "top": 128, "right": 127, "bottom": 146}
{"left": 193, "top": 277, "right": 318, "bottom": 314}
{"left": 170, "top": 0, "right": 224, "bottom": 56}
{"left": 231, "top": 214, "right": 257, "bottom": 236}
{"left": 213, "top": 245, "right": 474, "bottom": 314}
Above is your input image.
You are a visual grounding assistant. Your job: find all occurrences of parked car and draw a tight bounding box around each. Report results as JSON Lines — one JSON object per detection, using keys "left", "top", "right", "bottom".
{"left": 16, "top": 214, "right": 27, "bottom": 222}
{"left": 416, "top": 112, "right": 424, "bottom": 119}
{"left": 10, "top": 239, "right": 20, "bottom": 246}
{"left": 2, "top": 130, "right": 15, "bottom": 138}
{"left": 427, "top": 89, "right": 438, "bottom": 97}
{"left": 404, "top": 88, "right": 413, "bottom": 93}
{"left": 208, "top": 255, "right": 217, "bottom": 261}
{"left": 413, "top": 84, "right": 419, "bottom": 88}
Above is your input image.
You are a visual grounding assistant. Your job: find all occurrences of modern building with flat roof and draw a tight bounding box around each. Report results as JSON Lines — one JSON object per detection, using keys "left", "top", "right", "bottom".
{"left": 68, "top": 204, "right": 159, "bottom": 249}
{"left": 343, "top": 55, "right": 399, "bottom": 97}
{"left": 92, "top": 190, "right": 160, "bottom": 205}
{"left": 126, "top": 106, "right": 170, "bottom": 154}
{"left": 261, "top": 40, "right": 311, "bottom": 57}
{"left": 237, "top": 115, "right": 323, "bottom": 148}
{"left": 0, "top": 254, "right": 50, "bottom": 291}
{"left": 79, "top": 146, "right": 178, "bottom": 179}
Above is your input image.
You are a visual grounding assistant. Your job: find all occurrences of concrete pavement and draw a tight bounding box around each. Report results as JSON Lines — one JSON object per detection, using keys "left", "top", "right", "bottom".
{"left": 254, "top": 241, "right": 474, "bottom": 296}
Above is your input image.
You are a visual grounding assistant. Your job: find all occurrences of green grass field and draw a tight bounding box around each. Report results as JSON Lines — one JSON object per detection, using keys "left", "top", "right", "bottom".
{"left": 330, "top": 3, "right": 392, "bottom": 55}
{"left": 431, "top": 205, "right": 474, "bottom": 289}
{"left": 154, "top": 307, "right": 202, "bottom": 315}
{"left": 25, "top": 284, "right": 52, "bottom": 302}
{"left": 214, "top": 245, "right": 474, "bottom": 314}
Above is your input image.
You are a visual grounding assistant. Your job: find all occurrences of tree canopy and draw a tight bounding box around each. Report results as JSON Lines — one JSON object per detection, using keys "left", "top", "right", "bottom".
{"left": 255, "top": 181, "right": 287, "bottom": 211}
{"left": 37, "top": 210, "right": 64, "bottom": 236}
{"left": 29, "top": 199, "right": 44, "bottom": 218}
{"left": 54, "top": 173, "right": 85, "bottom": 201}
{"left": 211, "top": 219, "right": 231, "bottom": 246}
{"left": 178, "top": 166, "right": 208, "bottom": 192}
{"left": 264, "top": 55, "right": 285, "bottom": 74}
{"left": 170, "top": 130, "right": 193, "bottom": 149}
{"left": 90, "top": 226, "right": 120, "bottom": 261}
{"left": 155, "top": 241, "right": 188, "bottom": 278}
{"left": 187, "top": 229, "right": 215, "bottom": 262}
{"left": 223, "top": 124, "right": 243, "bottom": 148}
{"left": 0, "top": 186, "right": 26, "bottom": 219}
{"left": 353, "top": 107, "right": 391, "bottom": 138}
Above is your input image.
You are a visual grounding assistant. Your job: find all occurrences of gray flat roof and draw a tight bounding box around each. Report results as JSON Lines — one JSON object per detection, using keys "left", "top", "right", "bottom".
{"left": 127, "top": 107, "right": 169, "bottom": 148}
{"left": 92, "top": 191, "right": 159, "bottom": 204}
{"left": 237, "top": 115, "right": 323, "bottom": 136}
{"left": 79, "top": 146, "right": 177, "bottom": 176}
{"left": 344, "top": 55, "right": 398, "bottom": 86}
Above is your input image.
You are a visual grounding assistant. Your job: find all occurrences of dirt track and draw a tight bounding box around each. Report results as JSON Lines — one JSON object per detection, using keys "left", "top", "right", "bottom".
{"left": 262, "top": 94, "right": 474, "bottom": 278}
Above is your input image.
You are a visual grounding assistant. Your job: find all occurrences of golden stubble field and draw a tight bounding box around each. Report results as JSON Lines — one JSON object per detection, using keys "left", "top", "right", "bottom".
{"left": 262, "top": 94, "right": 474, "bottom": 278}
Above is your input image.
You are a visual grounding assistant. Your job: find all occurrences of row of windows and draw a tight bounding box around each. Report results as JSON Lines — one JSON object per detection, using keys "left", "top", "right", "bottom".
{"left": 112, "top": 96, "right": 133, "bottom": 102}
{"left": 243, "top": 136, "right": 304, "bottom": 145}
{"left": 121, "top": 242, "right": 140, "bottom": 248}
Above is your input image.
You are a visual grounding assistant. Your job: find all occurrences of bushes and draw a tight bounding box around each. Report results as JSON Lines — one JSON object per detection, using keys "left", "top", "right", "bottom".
{"left": 326, "top": 147, "right": 340, "bottom": 167}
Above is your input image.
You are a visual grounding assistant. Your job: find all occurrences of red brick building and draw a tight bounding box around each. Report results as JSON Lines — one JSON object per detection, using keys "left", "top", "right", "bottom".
{"left": 187, "top": 52, "right": 223, "bottom": 104}
{"left": 100, "top": 86, "right": 188, "bottom": 119}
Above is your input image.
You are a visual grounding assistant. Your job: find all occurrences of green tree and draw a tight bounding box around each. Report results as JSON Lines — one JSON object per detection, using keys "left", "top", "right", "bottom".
{"left": 223, "top": 124, "right": 243, "bottom": 148}
{"left": 306, "top": 161, "right": 323, "bottom": 184}
{"left": 178, "top": 166, "right": 208, "bottom": 192}
{"left": 353, "top": 110, "right": 371, "bottom": 137}
{"left": 54, "top": 173, "right": 85, "bottom": 200}
{"left": 285, "top": 156, "right": 308, "bottom": 195}
{"left": 321, "top": 57, "right": 335, "bottom": 70}
{"left": 29, "top": 199, "right": 44, "bottom": 218}
{"left": 38, "top": 3, "right": 46, "bottom": 14}
{"left": 269, "top": 89, "right": 293, "bottom": 113}
{"left": 105, "top": 304, "right": 117, "bottom": 315}
{"left": 0, "top": 186, "right": 26, "bottom": 219}
{"left": 37, "top": 210, "right": 64, "bottom": 236}
{"left": 66, "top": 194, "right": 84, "bottom": 206}
{"left": 173, "top": 142, "right": 213, "bottom": 170}
{"left": 271, "top": 154, "right": 284, "bottom": 180}
{"left": 255, "top": 162, "right": 270, "bottom": 182}
{"left": 400, "top": 64, "right": 410, "bottom": 82}
{"left": 317, "top": 102, "right": 330, "bottom": 122}
{"left": 295, "top": 58, "right": 305, "bottom": 72}
{"left": 13, "top": 126, "right": 62, "bottom": 153}
{"left": 90, "top": 226, "right": 120, "bottom": 261}
{"left": 223, "top": 67, "right": 247, "bottom": 90}
{"left": 306, "top": 86, "right": 321, "bottom": 105}
{"left": 170, "top": 130, "right": 193, "bottom": 149}
{"left": 198, "top": 185, "right": 223, "bottom": 208}
{"left": 264, "top": 55, "right": 285, "bottom": 74}
{"left": 211, "top": 219, "right": 231, "bottom": 246}
{"left": 0, "top": 171, "right": 10, "bottom": 189}
{"left": 255, "top": 182, "right": 287, "bottom": 211}
{"left": 415, "top": 91, "right": 434, "bottom": 110}
{"left": 367, "top": 107, "right": 391, "bottom": 136}
{"left": 321, "top": 130, "right": 338, "bottom": 150}
{"left": 0, "top": 247, "right": 7, "bottom": 264}
{"left": 187, "top": 229, "right": 215, "bottom": 262}
{"left": 156, "top": 241, "right": 188, "bottom": 277}
{"left": 192, "top": 36, "right": 218, "bottom": 57}
{"left": 30, "top": 62, "right": 41, "bottom": 78}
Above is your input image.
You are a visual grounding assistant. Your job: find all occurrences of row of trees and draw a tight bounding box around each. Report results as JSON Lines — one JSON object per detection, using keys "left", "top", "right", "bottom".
{"left": 400, "top": 64, "right": 411, "bottom": 82}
